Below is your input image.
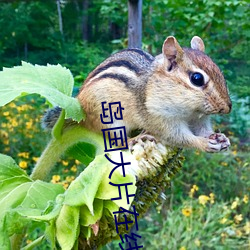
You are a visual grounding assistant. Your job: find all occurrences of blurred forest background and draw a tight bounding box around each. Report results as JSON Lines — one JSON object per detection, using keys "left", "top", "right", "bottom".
{"left": 0, "top": 0, "right": 249, "bottom": 249}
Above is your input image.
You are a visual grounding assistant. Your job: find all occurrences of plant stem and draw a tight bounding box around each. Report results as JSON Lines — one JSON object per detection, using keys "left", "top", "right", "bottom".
{"left": 10, "top": 232, "right": 25, "bottom": 250}
{"left": 30, "top": 126, "right": 104, "bottom": 181}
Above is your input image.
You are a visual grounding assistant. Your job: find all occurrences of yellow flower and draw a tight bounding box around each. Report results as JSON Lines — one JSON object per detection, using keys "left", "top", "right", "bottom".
{"left": 235, "top": 157, "right": 242, "bottom": 163}
{"left": 244, "top": 221, "right": 250, "bottom": 234}
{"left": 194, "top": 238, "right": 201, "bottom": 247}
{"left": 51, "top": 175, "right": 61, "bottom": 183}
{"left": 209, "top": 193, "right": 215, "bottom": 204}
{"left": 19, "top": 161, "right": 28, "bottom": 169}
{"left": 26, "top": 121, "right": 33, "bottom": 129}
{"left": 11, "top": 119, "right": 18, "bottom": 127}
{"left": 0, "top": 130, "right": 8, "bottom": 138}
{"left": 182, "top": 207, "right": 192, "bottom": 217}
{"left": 189, "top": 184, "right": 199, "bottom": 197}
{"left": 3, "top": 111, "right": 9, "bottom": 116}
{"left": 18, "top": 152, "right": 30, "bottom": 159}
{"left": 220, "top": 217, "right": 228, "bottom": 224}
{"left": 4, "top": 147, "right": 10, "bottom": 152}
{"left": 66, "top": 176, "right": 75, "bottom": 182}
{"left": 231, "top": 198, "right": 239, "bottom": 209}
{"left": 32, "top": 157, "right": 39, "bottom": 162}
{"left": 198, "top": 195, "right": 210, "bottom": 206}
{"left": 221, "top": 232, "right": 227, "bottom": 238}
{"left": 26, "top": 239, "right": 32, "bottom": 244}
{"left": 9, "top": 102, "right": 16, "bottom": 108}
{"left": 62, "top": 160, "right": 69, "bottom": 166}
{"left": 232, "top": 150, "right": 237, "bottom": 156}
{"left": 236, "top": 229, "right": 242, "bottom": 237}
{"left": 75, "top": 159, "right": 81, "bottom": 165}
{"left": 243, "top": 195, "right": 248, "bottom": 204}
{"left": 70, "top": 165, "right": 77, "bottom": 172}
{"left": 63, "top": 182, "right": 69, "bottom": 189}
{"left": 221, "top": 162, "right": 228, "bottom": 167}
{"left": 3, "top": 138, "right": 9, "bottom": 145}
{"left": 234, "top": 214, "right": 243, "bottom": 224}
{"left": 179, "top": 247, "right": 186, "bottom": 250}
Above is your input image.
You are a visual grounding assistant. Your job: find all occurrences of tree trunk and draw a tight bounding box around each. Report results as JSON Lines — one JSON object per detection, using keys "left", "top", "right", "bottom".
{"left": 128, "top": 0, "right": 142, "bottom": 49}
{"left": 82, "top": 0, "right": 89, "bottom": 41}
{"left": 56, "top": 0, "right": 63, "bottom": 36}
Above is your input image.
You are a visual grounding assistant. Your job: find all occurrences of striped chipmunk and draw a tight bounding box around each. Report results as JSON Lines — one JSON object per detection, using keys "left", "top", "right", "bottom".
{"left": 43, "top": 36, "right": 232, "bottom": 153}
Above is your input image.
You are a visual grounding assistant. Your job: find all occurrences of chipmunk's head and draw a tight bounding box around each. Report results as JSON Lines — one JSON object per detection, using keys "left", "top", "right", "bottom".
{"left": 158, "top": 36, "right": 232, "bottom": 115}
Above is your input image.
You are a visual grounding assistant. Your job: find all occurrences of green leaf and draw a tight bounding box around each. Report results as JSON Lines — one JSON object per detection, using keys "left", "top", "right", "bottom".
{"left": 103, "top": 200, "right": 119, "bottom": 215}
{"left": 20, "top": 181, "right": 64, "bottom": 213}
{"left": 3, "top": 210, "right": 31, "bottom": 237}
{"left": 0, "top": 62, "right": 85, "bottom": 122}
{"left": 66, "top": 142, "right": 96, "bottom": 166}
{"left": 56, "top": 205, "right": 80, "bottom": 250}
{"left": 0, "top": 176, "right": 31, "bottom": 201}
{"left": 64, "top": 152, "right": 137, "bottom": 213}
{"left": 0, "top": 182, "right": 33, "bottom": 217}
{"left": 0, "top": 231, "right": 10, "bottom": 250}
{"left": 63, "top": 154, "right": 108, "bottom": 213}
{"left": 0, "top": 154, "right": 30, "bottom": 181}
{"left": 79, "top": 199, "right": 103, "bottom": 226}
{"left": 26, "top": 200, "right": 63, "bottom": 222}
{"left": 80, "top": 226, "right": 92, "bottom": 240}
{"left": 0, "top": 154, "right": 65, "bottom": 244}
{"left": 45, "top": 220, "right": 56, "bottom": 249}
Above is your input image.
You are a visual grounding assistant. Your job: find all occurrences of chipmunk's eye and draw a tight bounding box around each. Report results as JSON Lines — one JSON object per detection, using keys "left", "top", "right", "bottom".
{"left": 190, "top": 72, "right": 204, "bottom": 87}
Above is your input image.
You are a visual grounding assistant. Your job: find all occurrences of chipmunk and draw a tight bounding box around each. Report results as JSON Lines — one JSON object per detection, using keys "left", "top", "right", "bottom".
{"left": 44, "top": 36, "right": 232, "bottom": 153}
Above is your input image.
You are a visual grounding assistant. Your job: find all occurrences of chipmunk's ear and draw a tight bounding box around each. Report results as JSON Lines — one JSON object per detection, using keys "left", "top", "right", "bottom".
{"left": 162, "top": 36, "right": 184, "bottom": 63}
{"left": 191, "top": 36, "right": 205, "bottom": 52}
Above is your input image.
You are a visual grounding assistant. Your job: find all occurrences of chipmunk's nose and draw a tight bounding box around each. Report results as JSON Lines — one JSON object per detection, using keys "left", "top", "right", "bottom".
{"left": 219, "top": 101, "right": 232, "bottom": 114}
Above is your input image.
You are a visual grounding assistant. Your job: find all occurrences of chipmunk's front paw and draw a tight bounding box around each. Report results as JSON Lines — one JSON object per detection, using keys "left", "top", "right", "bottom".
{"left": 206, "top": 133, "right": 230, "bottom": 152}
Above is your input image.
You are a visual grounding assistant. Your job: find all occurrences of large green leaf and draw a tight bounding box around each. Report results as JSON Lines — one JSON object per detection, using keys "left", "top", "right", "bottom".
{"left": 0, "top": 62, "right": 85, "bottom": 121}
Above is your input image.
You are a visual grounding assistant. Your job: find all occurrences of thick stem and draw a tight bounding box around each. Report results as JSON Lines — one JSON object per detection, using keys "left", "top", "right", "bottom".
{"left": 30, "top": 126, "right": 104, "bottom": 181}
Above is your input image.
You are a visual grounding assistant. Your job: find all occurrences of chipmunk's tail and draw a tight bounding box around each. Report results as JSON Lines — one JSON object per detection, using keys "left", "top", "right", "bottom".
{"left": 41, "top": 106, "right": 62, "bottom": 130}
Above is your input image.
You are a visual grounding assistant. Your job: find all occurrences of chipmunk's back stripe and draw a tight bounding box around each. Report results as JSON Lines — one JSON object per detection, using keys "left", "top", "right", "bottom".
{"left": 123, "top": 48, "right": 154, "bottom": 62}
{"left": 91, "top": 60, "right": 140, "bottom": 79}
{"left": 96, "top": 73, "right": 130, "bottom": 85}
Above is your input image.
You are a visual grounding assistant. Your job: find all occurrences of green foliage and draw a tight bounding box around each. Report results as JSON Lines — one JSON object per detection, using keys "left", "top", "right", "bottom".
{"left": 0, "top": 0, "right": 249, "bottom": 100}
{"left": 0, "top": 62, "right": 84, "bottom": 121}
{"left": 0, "top": 1, "right": 249, "bottom": 249}
{"left": 0, "top": 62, "right": 136, "bottom": 249}
{"left": 0, "top": 154, "right": 64, "bottom": 249}
{"left": 139, "top": 196, "right": 249, "bottom": 249}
